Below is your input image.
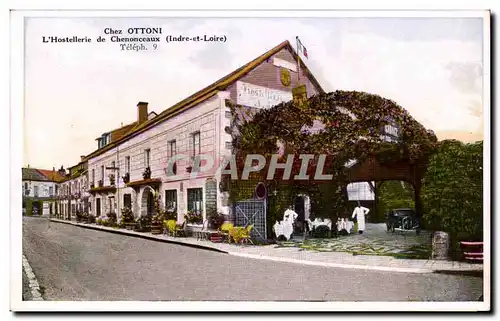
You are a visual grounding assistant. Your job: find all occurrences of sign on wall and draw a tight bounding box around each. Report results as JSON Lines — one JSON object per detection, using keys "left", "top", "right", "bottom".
{"left": 236, "top": 81, "right": 293, "bottom": 109}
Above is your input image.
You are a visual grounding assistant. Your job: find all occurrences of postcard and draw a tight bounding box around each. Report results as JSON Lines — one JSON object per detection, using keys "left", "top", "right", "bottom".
{"left": 11, "top": 9, "right": 490, "bottom": 312}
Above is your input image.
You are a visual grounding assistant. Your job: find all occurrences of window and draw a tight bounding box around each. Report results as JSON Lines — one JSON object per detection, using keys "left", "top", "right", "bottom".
{"left": 49, "top": 186, "right": 53, "bottom": 197}
{"left": 165, "top": 190, "right": 177, "bottom": 211}
{"left": 168, "top": 140, "right": 176, "bottom": 158}
{"left": 111, "top": 161, "right": 115, "bottom": 169}
{"left": 145, "top": 149, "right": 151, "bottom": 167}
{"left": 187, "top": 188, "right": 203, "bottom": 216}
{"left": 191, "top": 132, "right": 201, "bottom": 159}
{"left": 34, "top": 186, "right": 39, "bottom": 197}
{"left": 123, "top": 194, "right": 132, "bottom": 209}
{"left": 71, "top": 204, "right": 76, "bottom": 214}
{"left": 225, "top": 111, "right": 232, "bottom": 119}
{"left": 125, "top": 156, "right": 130, "bottom": 173}
{"left": 92, "top": 169, "right": 95, "bottom": 183}
{"left": 101, "top": 165, "right": 104, "bottom": 180}
{"left": 24, "top": 182, "right": 29, "bottom": 195}
{"left": 167, "top": 140, "right": 177, "bottom": 176}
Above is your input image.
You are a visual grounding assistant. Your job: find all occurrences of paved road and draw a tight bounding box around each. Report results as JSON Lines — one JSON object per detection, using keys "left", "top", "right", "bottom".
{"left": 22, "top": 217, "right": 483, "bottom": 301}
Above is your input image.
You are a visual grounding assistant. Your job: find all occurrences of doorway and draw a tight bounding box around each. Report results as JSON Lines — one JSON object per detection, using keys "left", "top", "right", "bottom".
{"left": 293, "top": 196, "right": 306, "bottom": 234}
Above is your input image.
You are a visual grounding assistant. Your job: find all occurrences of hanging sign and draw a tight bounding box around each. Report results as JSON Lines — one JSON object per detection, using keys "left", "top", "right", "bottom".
{"left": 292, "top": 84, "right": 308, "bottom": 108}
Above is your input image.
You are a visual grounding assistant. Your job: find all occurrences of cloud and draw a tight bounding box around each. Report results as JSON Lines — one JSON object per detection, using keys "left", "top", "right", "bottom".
{"left": 23, "top": 17, "right": 484, "bottom": 168}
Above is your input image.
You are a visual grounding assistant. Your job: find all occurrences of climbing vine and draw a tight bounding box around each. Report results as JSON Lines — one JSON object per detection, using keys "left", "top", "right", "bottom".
{"left": 225, "top": 91, "right": 438, "bottom": 220}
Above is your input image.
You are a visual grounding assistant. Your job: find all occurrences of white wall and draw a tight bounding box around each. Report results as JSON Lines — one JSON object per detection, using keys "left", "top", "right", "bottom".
{"left": 22, "top": 180, "right": 56, "bottom": 198}
{"left": 87, "top": 93, "right": 228, "bottom": 219}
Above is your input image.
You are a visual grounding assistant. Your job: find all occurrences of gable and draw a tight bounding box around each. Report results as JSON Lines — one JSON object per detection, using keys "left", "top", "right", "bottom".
{"left": 227, "top": 45, "right": 322, "bottom": 108}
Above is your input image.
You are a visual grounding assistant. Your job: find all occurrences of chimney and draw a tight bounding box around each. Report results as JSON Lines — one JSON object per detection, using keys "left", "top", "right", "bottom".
{"left": 58, "top": 166, "right": 66, "bottom": 177}
{"left": 137, "top": 102, "right": 149, "bottom": 125}
{"left": 80, "top": 155, "right": 85, "bottom": 162}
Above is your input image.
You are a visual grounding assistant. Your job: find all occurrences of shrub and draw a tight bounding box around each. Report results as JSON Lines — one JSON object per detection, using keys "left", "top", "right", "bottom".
{"left": 421, "top": 140, "right": 483, "bottom": 240}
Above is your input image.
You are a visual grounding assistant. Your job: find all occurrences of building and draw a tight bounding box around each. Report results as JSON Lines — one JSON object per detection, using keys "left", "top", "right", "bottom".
{"left": 82, "top": 40, "right": 324, "bottom": 226}
{"left": 57, "top": 159, "right": 89, "bottom": 220}
{"left": 22, "top": 166, "right": 65, "bottom": 216}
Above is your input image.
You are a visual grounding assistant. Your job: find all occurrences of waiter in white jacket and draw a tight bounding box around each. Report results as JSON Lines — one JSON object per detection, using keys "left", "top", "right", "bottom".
{"left": 352, "top": 201, "right": 370, "bottom": 234}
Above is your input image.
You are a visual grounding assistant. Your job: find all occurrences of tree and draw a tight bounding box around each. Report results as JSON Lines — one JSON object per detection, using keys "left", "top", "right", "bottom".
{"left": 376, "top": 181, "right": 415, "bottom": 222}
{"left": 421, "top": 139, "right": 483, "bottom": 239}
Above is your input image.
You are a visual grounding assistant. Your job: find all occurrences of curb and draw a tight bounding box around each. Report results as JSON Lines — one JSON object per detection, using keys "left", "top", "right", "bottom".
{"left": 228, "top": 252, "right": 435, "bottom": 274}
{"left": 48, "top": 218, "right": 484, "bottom": 275}
{"left": 49, "top": 219, "right": 228, "bottom": 254}
{"left": 22, "top": 254, "right": 44, "bottom": 301}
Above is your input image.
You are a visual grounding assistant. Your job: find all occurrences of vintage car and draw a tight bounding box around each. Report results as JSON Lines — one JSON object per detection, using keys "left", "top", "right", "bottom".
{"left": 385, "top": 208, "right": 421, "bottom": 235}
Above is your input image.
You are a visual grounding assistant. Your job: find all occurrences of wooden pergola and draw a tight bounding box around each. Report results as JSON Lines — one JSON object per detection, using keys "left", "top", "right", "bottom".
{"left": 346, "top": 156, "right": 429, "bottom": 218}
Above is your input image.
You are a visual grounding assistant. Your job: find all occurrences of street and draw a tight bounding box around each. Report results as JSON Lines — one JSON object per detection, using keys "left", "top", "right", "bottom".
{"left": 22, "top": 217, "right": 483, "bottom": 301}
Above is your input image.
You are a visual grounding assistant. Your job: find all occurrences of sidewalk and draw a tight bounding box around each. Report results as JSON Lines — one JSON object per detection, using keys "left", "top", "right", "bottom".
{"left": 50, "top": 218, "right": 484, "bottom": 275}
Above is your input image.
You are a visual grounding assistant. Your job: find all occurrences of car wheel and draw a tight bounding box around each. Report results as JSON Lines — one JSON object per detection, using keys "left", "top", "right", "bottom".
{"left": 386, "top": 223, "right": 392, "bottom": 232}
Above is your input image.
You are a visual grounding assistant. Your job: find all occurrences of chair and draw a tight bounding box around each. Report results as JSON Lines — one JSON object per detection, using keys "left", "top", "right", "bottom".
{"left": 166, "top": 220, "right": 185, "bottom": 237}
{"left": 219, "top": 222, "right": 233, "bottom": 243}
{"left": 197, "top": 220, "right": 213, "bottom": 241}
{"left": 162, "top": 220, "right": 170, "bottom": 235}
{"left": 240, "top": 224, "right": 254, "bottom": 245}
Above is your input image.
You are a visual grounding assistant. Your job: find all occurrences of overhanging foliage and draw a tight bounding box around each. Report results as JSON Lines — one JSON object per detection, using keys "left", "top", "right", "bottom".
{"left": 225, "top": 90, "right": 438, "bottom": 219}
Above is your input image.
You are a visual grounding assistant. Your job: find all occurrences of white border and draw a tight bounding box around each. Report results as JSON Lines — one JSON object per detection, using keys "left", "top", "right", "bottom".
{"left": 9, "top": 7, "right": 491, "bottom": 313}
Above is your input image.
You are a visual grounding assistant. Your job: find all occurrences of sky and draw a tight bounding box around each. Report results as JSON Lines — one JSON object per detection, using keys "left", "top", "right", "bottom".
{"left": 23, "top": 16, "right": 485, "bottom": 170}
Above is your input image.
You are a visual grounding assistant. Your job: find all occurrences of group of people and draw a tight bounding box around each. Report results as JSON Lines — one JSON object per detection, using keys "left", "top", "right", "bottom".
{"left": 308, "top": 201, "right": 370, "bottom": 235}
{"left": 275, "top": 201, "right": 371, "bottom": 240}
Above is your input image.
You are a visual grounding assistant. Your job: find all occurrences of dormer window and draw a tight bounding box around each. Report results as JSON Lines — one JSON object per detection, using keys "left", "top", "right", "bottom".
{"left": 98, "top": 133, "right": 111, "bottom": 149}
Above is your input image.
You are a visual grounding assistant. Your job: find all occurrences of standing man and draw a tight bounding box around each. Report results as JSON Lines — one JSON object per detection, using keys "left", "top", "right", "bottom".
{"left": 352, "top": 201, "right": 370, "bottom": 234}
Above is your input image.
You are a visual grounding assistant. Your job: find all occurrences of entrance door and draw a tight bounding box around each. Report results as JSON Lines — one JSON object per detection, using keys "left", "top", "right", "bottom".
{"left": 294, "top": 196, "right": 306, "bottom": 233}
{"left": 147, "top": 192, "right": 154, "bottom": 216}
{"left": 96, "top": 198, "right": 101, "bottom": 216}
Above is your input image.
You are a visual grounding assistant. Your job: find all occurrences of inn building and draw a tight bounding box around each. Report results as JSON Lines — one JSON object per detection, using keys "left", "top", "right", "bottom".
{"left": 81, "top": 40, "right": 324, "bottom": 226}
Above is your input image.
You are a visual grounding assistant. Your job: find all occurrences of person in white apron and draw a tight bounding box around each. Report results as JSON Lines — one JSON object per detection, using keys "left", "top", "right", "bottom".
{"left": 352, "top": 201, "right": 370, "bottom": 234}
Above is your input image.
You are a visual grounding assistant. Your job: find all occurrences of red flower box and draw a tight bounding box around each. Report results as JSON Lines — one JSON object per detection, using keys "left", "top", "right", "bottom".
{"left": 210, "top": 235, "right": 223, "bottom": 243}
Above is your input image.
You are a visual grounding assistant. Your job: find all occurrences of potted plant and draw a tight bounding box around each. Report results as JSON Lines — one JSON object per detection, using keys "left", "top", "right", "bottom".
{"left": 151, "top": 213, "right": 163, "bottom": 234}
{"left": 163, "top": 208, "right": 177, "bottom": 221}
{"left": 80, "top": 211, "right": 89, "bottom": 223}
{"left": 135, "top": 215, "right": 152, "bottom": 232}
{"left": 121, "top": 206, "right": 136, "bottom": 230}
{"left": 107, "top": 211, "right": 117, "bottom": 227}
{"left": 75, "top": 209, "right": 84, "bottom": 223}
{"left": 207, "top": 209, "right": 225, "bottom": 230}
{"left": 87, "top": 214, "right": 96, "bottom": 224}
{"left": 184, "top": 210, "right": 203, "bottom": 225}
{"left": 122, "top": 172, "right": 130, "bottom": 184}
{"left": 109, "top": 174, "right": 116, "bottom": 186}
{"left": 142, "top": 167, "right": 151, "bottom": 179}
